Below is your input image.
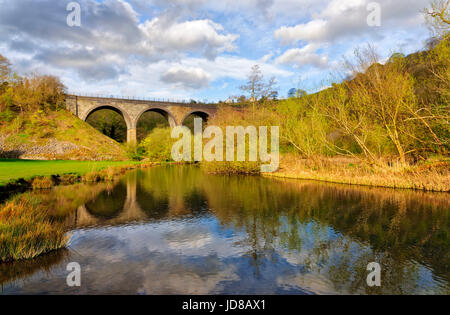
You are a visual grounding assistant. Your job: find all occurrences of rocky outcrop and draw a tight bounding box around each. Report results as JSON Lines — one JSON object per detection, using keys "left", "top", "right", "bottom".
{"left": 0, "top": 136, "right": 117, "bottom": 161}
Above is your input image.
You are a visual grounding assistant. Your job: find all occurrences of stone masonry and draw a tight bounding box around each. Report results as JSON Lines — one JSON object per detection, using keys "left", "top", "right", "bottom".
{"left": 65, "top": 95, "right": 217, "bottom": 143}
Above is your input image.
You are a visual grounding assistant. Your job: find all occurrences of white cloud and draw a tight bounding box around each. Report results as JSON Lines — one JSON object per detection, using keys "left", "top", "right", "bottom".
{"left": 140, "top": 19, "right": 238, "bottom": 59}
{"left": 275, "top": 0, "right": 429, "bottom": 44}
{"left": 0, "top": 0, "right": 239, "bottom": 81}
{"left": 260, "top": 52, "right": 274, "bottom": 63}
{"left": 275, "top": 44, "right": 328, "bottom": 68}
{"left": 161, "top": 66, "right": 212, "bottom": 89}
{"left": 275, "top": 20, "right": 328, "bottom": 44}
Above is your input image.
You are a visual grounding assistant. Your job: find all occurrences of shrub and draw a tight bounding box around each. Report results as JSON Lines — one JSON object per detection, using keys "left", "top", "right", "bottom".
{"left": 126, "top": 143, "right": 145, "bottom": 161}
{"left": 59, "top": 174, "right": 79, "bottom": 185}
{"left": 100, "top": 166, "right": 116, "bottom": 181}
{"left": 201, "top": 161, "right": 260, "bottom": 175}
{"left": 31, "top": 177, "right": 53, "bottom": 190}
{"left": 140, "top": 127, "right": 175, "bottom": 162}
{"left": 83, "top": 171, "right": 101, "bottom": 183}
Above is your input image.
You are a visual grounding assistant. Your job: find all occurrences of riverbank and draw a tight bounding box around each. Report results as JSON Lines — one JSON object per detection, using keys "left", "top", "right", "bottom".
{"left": 0, "top": 159, "right": 145, "bottom": 202}
{"left": 264, "top": 154, "right": 450, "bottom": 192}
{"left": 0, "top": 162, "right": 161, "bottom": 262}
{"left": 0, "top": 159, "right": 143, "bottom": 186}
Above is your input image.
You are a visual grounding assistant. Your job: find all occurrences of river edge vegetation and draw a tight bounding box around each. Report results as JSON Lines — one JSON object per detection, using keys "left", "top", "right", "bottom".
{"left": 0, "top": 163, "right": 165, "bottom": 262}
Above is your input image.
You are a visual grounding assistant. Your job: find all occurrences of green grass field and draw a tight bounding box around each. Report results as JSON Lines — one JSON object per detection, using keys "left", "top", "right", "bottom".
{"left": 0, "top": 159, "right": 139, "bottom": 186}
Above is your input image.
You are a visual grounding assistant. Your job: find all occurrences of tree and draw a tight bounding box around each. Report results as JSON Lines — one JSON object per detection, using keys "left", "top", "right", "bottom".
{"left": 10, "top": 75, "right": 66, "bottom": 113}
{"left": 240, "top": 65, "right": 264, "bottom": 105}
{"left": 288, "top": 88, "right": 297, "bottom": 98}
{"left": 288, "top": 88, "right": 307, "bottom": 99}
{"left": 240, "top": 65, "right": 278, "bottom": 110}
{"left": 423, "top": 0, "right": 450, "bottom": 39}
{"left": 0, "top": 55, "right": 11, "bottom": 82}
{"left": 0, "top": 54, "right": 11, "bottom": 95}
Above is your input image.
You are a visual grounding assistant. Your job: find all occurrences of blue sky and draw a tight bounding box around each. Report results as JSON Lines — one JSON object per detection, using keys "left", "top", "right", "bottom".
{"left": 0, "top": 0, "right": 432, "bottom": 102}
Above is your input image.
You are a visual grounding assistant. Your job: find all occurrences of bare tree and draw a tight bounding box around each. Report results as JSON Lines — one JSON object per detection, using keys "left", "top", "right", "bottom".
{"left": 240, "top": 65, "right": 278, "bottom": 111}
{"left": 423, "top": 0, "right": 450, "bottom": 39}
{"left": 240, "top": 65, "right": 264, "bottom": 105}
{"left": 0, "top": 54, "right": 11, "bottom": 83}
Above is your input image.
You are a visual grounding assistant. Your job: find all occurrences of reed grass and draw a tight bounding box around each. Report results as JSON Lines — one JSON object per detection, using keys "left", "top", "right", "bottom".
{"left": 264, "top": 154, "right": 450, "bottom": 192}
{"left": 31, "top": 177, "right": 54, "bottom": 190}
{"left": 0, "top": 195, "right": 68, "bottom": 262}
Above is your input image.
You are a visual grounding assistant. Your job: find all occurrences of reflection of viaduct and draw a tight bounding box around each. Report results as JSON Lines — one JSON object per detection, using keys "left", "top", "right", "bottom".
{"left": 75, "top": 176, "right": 146, "bottom": 227}
{"left": 65, "top": 95, "right": 218, "bottom": 143}
{"left": 73, "top": 174, "right": 197, "bottom": 227}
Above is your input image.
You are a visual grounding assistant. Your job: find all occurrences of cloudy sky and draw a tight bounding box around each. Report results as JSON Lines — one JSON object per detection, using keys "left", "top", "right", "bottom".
{"left": 0, "top": 0, "right": 432, "bottom": 101}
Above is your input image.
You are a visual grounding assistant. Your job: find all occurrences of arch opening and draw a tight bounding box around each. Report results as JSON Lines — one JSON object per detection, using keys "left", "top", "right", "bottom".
{"left": 182, "top": 111, "right": 210, "bottom": 132}
{"left": 85, "top": 182, "right": 127, "bottom": 220}
{"left": 136, "top": 109, "right": 174, "bottom": 142}
{"left": 85, "top": 106, "right": 129, "bottom": 143}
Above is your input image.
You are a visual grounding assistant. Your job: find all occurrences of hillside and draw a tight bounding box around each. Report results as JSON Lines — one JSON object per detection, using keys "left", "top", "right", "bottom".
{"left": 0, "top": 108, "right": 128, "bottom": 161}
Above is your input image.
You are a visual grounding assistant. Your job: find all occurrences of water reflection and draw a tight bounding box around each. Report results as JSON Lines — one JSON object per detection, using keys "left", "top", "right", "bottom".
{"left": 85, "top": 182, "right": 127, "bottom": 219}
{"left": 1, "top": 166, "right": 449, "bottom": 295}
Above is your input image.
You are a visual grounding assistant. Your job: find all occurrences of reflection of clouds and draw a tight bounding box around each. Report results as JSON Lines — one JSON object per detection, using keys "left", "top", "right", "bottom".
{"left": 276, "top": 273, "right": 338, "bottom": 295}
{"left": 6, "top": 217, "right": 444, "bottom": 295}
{"left": 274, "top": 222, "right": 373, "bottom": 295}
{"left": 6, "top": 220, "right": 242, "bottom": 294}
{"left": 164, "top": 224, "right": 214, "bottom": 249}
{"left": 69, "top": 230, "right": 130, "bottom": 264}
{"left": 95, "top": 218, "right": 247, "bottom": 259}
{"left": 137, "top": 262, "right": 239, "bottom": 295}
{"left": 167, "top": 234, "right": 213, "bottom": 250}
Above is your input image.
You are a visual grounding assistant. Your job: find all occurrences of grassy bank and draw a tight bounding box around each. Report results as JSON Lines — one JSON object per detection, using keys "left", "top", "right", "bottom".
{"left": 264, "top": 154, "right": 450, "bottom": 192}
{"left": 0, "top": 109, "right": 129, "bottom": 161}
{"left": 0, "top": 159, "right": 141, "bottom": 186}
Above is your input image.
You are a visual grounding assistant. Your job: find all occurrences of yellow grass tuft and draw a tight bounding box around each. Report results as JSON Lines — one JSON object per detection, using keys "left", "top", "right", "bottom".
{"left": 31, "top": 177, "right": 53, "bottom": 190}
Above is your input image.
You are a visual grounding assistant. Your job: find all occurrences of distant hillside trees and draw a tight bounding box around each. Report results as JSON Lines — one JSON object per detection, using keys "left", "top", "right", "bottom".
{"left": 0, "top": 54, "right": 65, "bottom": 119}
{"left": 288, "top": 88, "right": 307, "bottom": 99}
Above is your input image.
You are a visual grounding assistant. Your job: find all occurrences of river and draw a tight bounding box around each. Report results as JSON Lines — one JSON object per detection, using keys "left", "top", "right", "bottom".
{"left": 1, "top": 165, "right": 449, "bottom": 294}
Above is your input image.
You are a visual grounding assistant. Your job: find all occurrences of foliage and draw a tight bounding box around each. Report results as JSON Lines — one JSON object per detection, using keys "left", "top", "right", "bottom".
{"left": 0, "top": 53, "right": 64, "bottom": 120}
{"left": 201, "top": 160, "right": 261, "bottom": 175}
{"left": 214, "top": 42, "right": 448, "bottom": 171}
{"left": 140, "top": 127, "right": 175, "bottom": 162}
{"left": 86, "top": 109, "right": 127, "bottom": 143}
{"left": 0, "top": 195, "right": 67, "bottom": 262}
{"left": 137, "top": 111, "right": 169, "bottom": 141}
{"left": 275, "top": 44, "right": 449, "bottom": 166}
{"left": 1, "top": 74, "right": 66, "bottom": 114}
{"left": 0, "top": 55, "right": 12, "bottom": 95}
{"left": 276, "top": 95, "right": 331, "bottom": 157}
{"left": 32, "top": 177, "right": 54, "bottom": 190}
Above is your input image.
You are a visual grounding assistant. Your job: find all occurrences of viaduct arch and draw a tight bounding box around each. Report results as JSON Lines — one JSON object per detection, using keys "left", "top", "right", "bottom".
{"left": 66, "top": 95, "right": 217, "bottom": 143}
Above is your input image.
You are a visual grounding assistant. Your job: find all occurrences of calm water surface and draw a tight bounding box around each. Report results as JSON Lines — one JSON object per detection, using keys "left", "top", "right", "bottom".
{"left": 1, "top": 166, "right": 449, "bottom": 294}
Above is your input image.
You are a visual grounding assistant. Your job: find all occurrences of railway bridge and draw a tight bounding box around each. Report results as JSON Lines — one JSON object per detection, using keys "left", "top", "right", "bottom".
{"left": 65, "top": 95, "right": 218, "bottom": 143}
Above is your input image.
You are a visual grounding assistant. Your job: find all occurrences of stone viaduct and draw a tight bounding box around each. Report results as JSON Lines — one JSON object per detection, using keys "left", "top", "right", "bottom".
{"left": 65, "top": 95, "right": 218, "bottom": 143}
